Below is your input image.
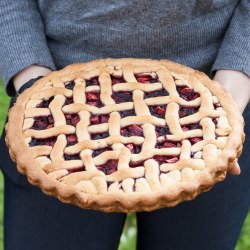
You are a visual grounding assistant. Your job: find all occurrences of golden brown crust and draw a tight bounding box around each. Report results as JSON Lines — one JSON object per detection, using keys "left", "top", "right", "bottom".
{"left": 5, "top": 58, "right": 245, "bottom": 212}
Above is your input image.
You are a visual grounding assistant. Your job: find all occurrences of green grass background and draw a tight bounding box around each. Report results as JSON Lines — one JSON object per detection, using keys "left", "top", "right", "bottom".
{"left": 0, "top": 82, "right": 249, "bottom": 250}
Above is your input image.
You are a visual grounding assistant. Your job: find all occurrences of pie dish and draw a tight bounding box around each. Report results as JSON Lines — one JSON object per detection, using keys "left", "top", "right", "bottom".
{"left": 6, "top": 58, "right": 244, "bottom": 212}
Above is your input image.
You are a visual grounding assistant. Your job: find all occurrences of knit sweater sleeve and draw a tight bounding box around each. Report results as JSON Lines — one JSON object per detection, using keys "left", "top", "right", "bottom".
{"left": 0, "top": 0, "right": 56, "bottom": 96}
{"left": 211, "top": 0, "right": 250, "bottom": 77}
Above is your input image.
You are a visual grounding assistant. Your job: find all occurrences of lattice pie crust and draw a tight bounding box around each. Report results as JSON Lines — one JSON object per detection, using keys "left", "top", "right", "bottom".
{"left": 6, "top": 58, "right": 244, "bottom": 212}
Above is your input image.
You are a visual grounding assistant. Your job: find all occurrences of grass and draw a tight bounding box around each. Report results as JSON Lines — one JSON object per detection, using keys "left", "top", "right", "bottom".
{"left": 0, "top": 81, "right": 249, "bottom": 250}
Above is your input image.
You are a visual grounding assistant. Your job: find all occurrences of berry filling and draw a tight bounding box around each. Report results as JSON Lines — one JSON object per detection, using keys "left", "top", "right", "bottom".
{"left": 177, "top": 85, "right": 200, "bottom": 101}
{"left": 135, "top": 73, "right": 158, "bottom": 83}
{"left": 189, "top": 137, "right": 203, "bottom": 145}
{"left": 96, "top": 159, "right": 118, "bottom": 175}
{"left": 90, "top": 114, "right": 109, "bottom": 125}
{"left": 153, "top": 155, "right": 179, "bottom": 164}
{"left": 149, "top": 105, "right": 167, "bottom": 119}
{"left": 65, "top": 97, "right": 74, "bottom": 105}
{"left": 65, "top": 81, "right": 75, "bottom": 90}
{"left": 86, "top": 92, "right": 103, "bottom": 107}
{"left": 155, "top": 126, "right": 170, "bottom": 137}
{"left": 36, "top": 97, "right": 54, "bottom": 108}
{"left": 179, "top": 106, "right": 199, "bottom": 118}
{"left": 111, "top": 75, "right": 125, "bottom": 85}
{"left": 86, "top": 77, "right": 99, "bottom": 87}
{"left": 181, "top": 123, "right": 201, "bottom": 131}
{"left": 212, "top": 118, "right": 218, "bottom": 126}
{"left": 119, "top": 109, "right": 136, "bottom": 118}
{"left": 125, "top": 143, "right": 142, "bottom": 154}
{"left": 67, "top": 167, "right": 85, "bottom": 174}
{"left": 129, "top": 160, "right": 145, "bottom": 168}
{"left": 144, "top": 89, "right": 169, "bottom": 98}
{"left": 112, "top": 91, "right": 133, "bottom": 103}
{"left": 29, "top": 137, "right": 57, "bottom": 147}
{"left": 66, "top": 134, "right": 78, "bottom": 146}
{"left": 90, "top": 132, "right": 109, "bottom": 140}
{"left": 65, "top": 113, "right": 80, "bottom": 126}
{"left": 64, "top": 153, "right": 81, "bottom": 160}
{"left": 31, "top": 115, "right": 54, "bottom": 130}
{"left": 156, "top": 140, "right": 181, "bottom": 149}
{"left": 121, "top": 124, "right": 143, "bottom": 137}
{"left": 92, "top": 147, "right": 112, "bottom": 157}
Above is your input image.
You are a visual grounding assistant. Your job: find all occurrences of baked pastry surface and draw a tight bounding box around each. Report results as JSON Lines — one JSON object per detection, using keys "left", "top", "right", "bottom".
{"left": 6, "top": 58, "right": 244, "bottom": 212}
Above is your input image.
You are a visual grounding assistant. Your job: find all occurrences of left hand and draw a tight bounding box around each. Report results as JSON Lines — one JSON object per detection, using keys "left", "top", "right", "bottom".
{"left": 214, "top": 70, "right": 250, "bottom": 175}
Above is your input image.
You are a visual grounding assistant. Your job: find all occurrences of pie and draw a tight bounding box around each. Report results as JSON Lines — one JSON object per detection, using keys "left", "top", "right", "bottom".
{"left": 5, "top": 58, "right": 244, "bottom": 212}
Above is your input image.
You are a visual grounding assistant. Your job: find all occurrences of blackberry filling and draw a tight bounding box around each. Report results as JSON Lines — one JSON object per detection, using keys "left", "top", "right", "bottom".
{"left": 149, "top": 105, "right": 167, "bottom": 119}
{"left": 90, "top": 114, "right": 109, "bottom": 125}
{"left": 153, "top": 155, "right": 179, "bottom": 164}
{"left": 29, "top": 137, "right": 57, "bottom": 147}
{"left": 121, "top": 124, "right": 143, "bottom": 137}
{"left": 179, "top": 106, "right": 199, "bottom": 118}
{"left": 32, "top": 115, "right": 54, "bottom": 130}
{"left": 212, "top": 118, "right": 218, "bottom": 126}
{"left": 91, "top": 132, "right": 109, "bottom": 140}
{"left": 177, "top": 85, "right": 200, "bottom": 101}
{"left": 112, "top": 91, "right": 133, "bottom": 103}
{"left": 135, "top": 73, "right": 158, "bottom": 83}
{"left": 119, "top": 109, "right": 136, "bottom": 118}
{"left": 155, "top": 126, "right": 170, "bottom": 137}
{"left": 65, "top": 81, "right": 75, "bottom": 90}
{"left": 189, "top": 137, "right": 203, "bottom": 145}
{"left": 125, "top": 144, "right": 142, "bottom": 154}
{"left": 96, "top": 160, "right": 118, "bottom": 175}
{"left": 64, "top": 153, "right": 81, "bottom": 160}
{"left": 68, "top": 167, "right": 85, "bottom": 174}
{"left": 86, "top": 92, "right": 103, "bottom": 107}
{"left": 65, "top": 113, "right": 80, "bottom": 126}
{"left": 182, "top": 123, "right": 201, "bottom": 131}
{"left": 85, "top": 77, "right": 99, "bottom": 87}
{"left": 92, "top": 147, "right": 112, "bottom": 157}
{"left": 145, "top": 89, "right": 169, "bottom": 98}
{"left": 111, "top": 75, "right": 125, "bottom": 85}
{"left": 129, "top": 160, "right": 145, "bottom": 168}
{"left": 36, "top": 97, "right": 54, "bottom": 108}
{"left": 66, "top": 134, "right": 78, "bottom": 146}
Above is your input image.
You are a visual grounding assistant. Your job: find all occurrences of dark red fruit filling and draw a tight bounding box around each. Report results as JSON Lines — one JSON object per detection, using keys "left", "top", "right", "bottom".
{"left": 65, "top": 81, "right": 75, "bottom": 90}
{"left": 90, "top": 114, "right": 109, "bottom": 125}
{"left": 31, "top": 115, "right": 54, "bottom": 130}
{"left": 121, "top": 124, "right": 143, "bottom": 137}
{"left": 149, "top": 105, "right": 167, "bottom": 119}
{"left": 119, "top": 109, "right": 136, "bottom": 118}
{"left": 179, "top": 106, "right": 199, "bottom": 118}
{"left": 177, "top": 85, "right": 200, "bottom": 101}
{"left": 189, "top": 137, "right": 203, "bottom": 145}
{"left": 86, "top": 92, "right": 103, "bottom": 107}
{"left": 96, "top": 160, "right": 118, "bottom": 175}
{"left": 65, "top": 97, "right": 74, "bottom": 105}
{"left": 66, "top": 134, "right": 78, "bottom": 146}
{"left": 129, "top": 160, "right": 145, "bottom": 168}
{"left": 86, "top": 77, "right": 99, "bottom": 87}
{"left": 212, "top": 118, "right": 218, "bottom": 126}
{"left": 65, "top": 113, "right": 80, "bottom": 126}
{"left": 125, "top": 144, "right": 142, "bottom": 154}
{"left": 92, "top": 147, "right": 112, "bottom": 157}
{"left": 135, "top": 73, "right": 158, "bottom": 83}
{"left": 145, "top": 89, "right": 169, "bottom": 98}
{"left": 182, "top": 123, "right": 201, "bottom": 131}
{"left": 156, "top": 140, "right": 181, "bottom": 149}
{"left": 29, "top": 137, "right": 57, "bottom": 147}
{"left": 36, "top": 97, "right": 54, "bottom": 108}
{"left": 155, "top": 126, "right": 170, "bottom": 137}
{"left": 153, "top": 155, "right": 179, "bottom": 164}
{"left": 111, "top": 75, "right": 125, "bottom": 85}
{"left": 64, "top": 153, "right": 81, "bottom": 160}
{"left": 91, "top": 132, "right": 109, "bottom": 140}
{"left": 68, "top": 167, "right": 85, "bottom": 174}
{"left": 112, "top": 91, "right": 133, "bottom": 103}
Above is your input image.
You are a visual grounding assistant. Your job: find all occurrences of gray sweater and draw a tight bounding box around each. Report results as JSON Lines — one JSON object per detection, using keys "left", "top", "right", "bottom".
{"left": 0, "top": 0, "right": 250, "bottom": 96}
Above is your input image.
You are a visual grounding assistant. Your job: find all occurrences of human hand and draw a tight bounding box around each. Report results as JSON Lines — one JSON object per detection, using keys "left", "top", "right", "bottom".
{"left": 13, "top": 64, "right": 52, "bottom": 93}
{"left": 213, "top": 70, "right": 250, "bottom": 175}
